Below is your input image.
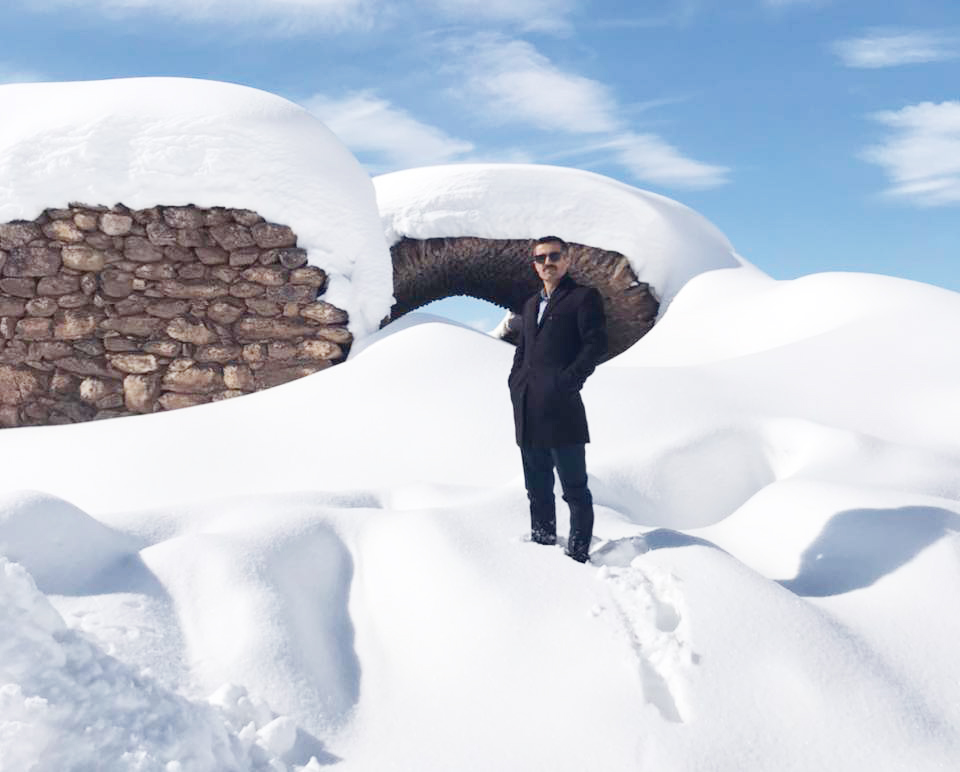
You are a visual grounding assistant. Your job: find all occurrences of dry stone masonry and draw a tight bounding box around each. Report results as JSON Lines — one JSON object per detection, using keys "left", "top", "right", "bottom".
{"left": 0, "top": 204, "right": 352, "bottom": 428}
{"left": 389, "top": 237, "right": 659, "bottom": 359}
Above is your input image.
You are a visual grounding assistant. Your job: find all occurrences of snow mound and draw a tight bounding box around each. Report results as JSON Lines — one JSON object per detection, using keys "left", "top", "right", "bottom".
{"left": 0, "top": 77, "right": 393, "bottom": 336}
{"left": 0, "top": 557, "right": 326, "bottom": 772}
{"left": 0, "top": 491, "right": 138, "bottom": 595}
{"left": 374, "top": 163, "right": 747, "bottom": 306}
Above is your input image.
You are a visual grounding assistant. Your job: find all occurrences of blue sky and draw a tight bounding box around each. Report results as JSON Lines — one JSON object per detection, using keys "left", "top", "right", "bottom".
{"left": 2, "top": 0, "right": 958, "bottom": 330}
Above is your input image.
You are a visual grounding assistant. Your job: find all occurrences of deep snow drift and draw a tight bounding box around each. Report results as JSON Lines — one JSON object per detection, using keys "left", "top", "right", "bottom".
{"left": 0, "top": 77, "right": 393, "bottom": 336}
{"left": 374, "top": 163, "right": 744, "bottom": 307}
{"left": 3, "top": 263, "right": 960, "bottom": 771}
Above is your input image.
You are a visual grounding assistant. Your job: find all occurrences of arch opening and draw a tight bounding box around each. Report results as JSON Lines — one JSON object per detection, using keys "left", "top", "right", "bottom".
{"left": 388, "top": 237, "right": 660, "bottom": 359}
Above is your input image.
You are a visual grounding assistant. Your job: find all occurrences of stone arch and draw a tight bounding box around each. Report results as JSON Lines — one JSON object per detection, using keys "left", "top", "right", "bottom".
{"left": 388, "top": 237, "right": 660, "bottom": 359}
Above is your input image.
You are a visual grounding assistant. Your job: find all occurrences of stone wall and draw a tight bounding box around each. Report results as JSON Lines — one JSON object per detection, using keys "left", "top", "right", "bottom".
{"left": 389, "top": 237, "right": 659, "bottom": 359}
{"left": 0, "top": 204, "right": 351, "bottom": 428}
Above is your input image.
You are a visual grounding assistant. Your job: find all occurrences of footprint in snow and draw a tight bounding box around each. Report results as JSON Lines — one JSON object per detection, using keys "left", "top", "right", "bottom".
{"left": 591, "top": 536, "right": 695, "bottom": 724}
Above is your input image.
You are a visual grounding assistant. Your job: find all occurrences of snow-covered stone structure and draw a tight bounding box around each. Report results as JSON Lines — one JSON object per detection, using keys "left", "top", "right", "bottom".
{"left": 0, "top": 77, "right": 392, "bottom": 427}
{"left": 375, "top": 164, "right": 743, "bottom": 357}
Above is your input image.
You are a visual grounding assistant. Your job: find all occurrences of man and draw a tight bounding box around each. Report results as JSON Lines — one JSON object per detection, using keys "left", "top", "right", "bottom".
{"left": 508, "top": 236, "right": 607, "bottom": 563}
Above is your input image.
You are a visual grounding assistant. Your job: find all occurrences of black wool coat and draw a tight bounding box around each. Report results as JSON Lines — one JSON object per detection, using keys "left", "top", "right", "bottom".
{"left": 507, "top": 275, "right": 607, "bottom": 447}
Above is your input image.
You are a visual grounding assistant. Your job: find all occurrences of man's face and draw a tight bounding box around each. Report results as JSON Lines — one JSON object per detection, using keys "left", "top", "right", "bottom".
{"left": 533, "top": 242, "right": 570, "bottom": 284}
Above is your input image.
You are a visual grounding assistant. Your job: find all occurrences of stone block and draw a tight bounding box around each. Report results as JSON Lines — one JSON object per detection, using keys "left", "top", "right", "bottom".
{"left": 228, "top": 248, "right": 260, "bottom": 267}
{"left": 37, "top": 275, "right": 80, "bottom": 295}
{"left": 145, "top": 299, "right": 190, "bottom": 319}
{"left": 301, "top": 301, "right": 348, "bottom": 324}
{"left": 144, "top": 222, "right": 177, "bottom": 246}
{"left": 289, "top": 267, "right": 327, "bottom": 287}
{"left": 177, "top": 228, "right": 206, "bottom": 248}
{"left": 124, "top": 374, "right": 161, "bottom": 412}
{"left": 0, "top": 365, "right": 44, "bottom": 405}
{"left": 0, "top": 222, "right": 42, "bottom": 249}
{"left": 42, "top": 220, "right": 85, "bottom": 243}
{"left": 85, "top": 232, "right": 115, "bottom": 250}
{"left": 108, "top": 353, "right": 159, "bottom": 374}
{"left": 80, "top": 273, "right": 98, "bottom": 295}
{"left": 223, "top": 363, "right": 255, "bottom": 390}
{"left": 263, "top": 284, "right": 317, "bottom": 304}
{"left": 195, "top": 343, "right": 241, "bottom": 363}
{"left": 158, "top": 279, "right": 229, "bottom": 299}
{"left": 100, "top": 269, "right": 134, "bottom": 298}
{"left": 99, "top": 315, "right": 163, "bottom": 338}
{"left": 196, "top": 247, "right": 229, "bottom": 265}
{"left": 228, "top": 282, "right": 264, "bottom": 299}
{"left": 298, "top": 340, "right": 343, "bottom": 360}
{"left": 55, "top": 357, "right": 120, "bottom": 378}
{"left": 57, "top": 293, "right": 88, "bottom": 309}
{"left": 4, "top": 246, "right": 61, "bottom": 277}
{"left": 72, "top": 340, "right": 105, "bottom": 356}
{"left": 51, "top": 372, "right": 77, "bottom": 394}
{"left": 233, "top": 316, "right": 317, "bottom": 341}
{"left": 240, "top": 266, "right": 285, "bottom": 286}
{"left": 0, "top": 278, "right": 36, "bottom": 298}
{"left": 210, "top": 266, "right": 238, "bottom": 284}
{"left": 126, "top": 236, "right": 165, "bottom": 261}
{"left": 103, "top": 336, "right": 140, "bottom": 352}
{"left": 316, "top": 325, "right": 353, "bottom": 345}
{"left": 177, "top": 263, "right": 207, "bottom": 280}
{"left": 230, "top": 209, "right": 262, "bottom": 226}
{"left": 162, "top": 364, "right": 223, "bottom": 393}
{"left": 207, "top": 300, "right": 245, "bottom": 325}
{"left": 79, "top": 377, "right": 118, "bottom": 403}
{"left": 61, "top": 245, "right": 105, "bottom": 272}
{"left": 204, "top": 208, "right": 233, "bottom": 226}
{"left": 115, "top": 296, "right": 148, "bottom": 316}
{"left": 164, "top": 245, "right": 194, "bottom": 262}
{"left": 252, "top": 223, "right": 297, "bottom": 249}
{"left": 100, "top": 213, "right": 133, "bottom": 236}
{"left": 241, "top": 344, "right": 264, "bottom": 363}
{"left": 158, "top": 393, "right": 209, "bottom": 410}
{"left": 245, "top": 299, "right": 281, "bottom": 317}
{"left": 212, "top": 389, "right": 245, "bottom": 401}
{"left": 26, "top": 298, "right": 58, "bottom": 317}
{"left": 166, "top": 317, "right": 218, "bottom": 344}
{"left": 163, "top": 206, "right": 204, "bottom": 229}
{"left": 210, "top": 223, "right": 255, "bottom": 250}
{"left": 0, "top": 298, "right": 26, "bottom": 316}
{"left": 277, "top": 248, "right": 309, "bottom": 269}
{"left": 0, "top": 405, "right": 20, "bottom": 427}
{"left": 267, "top": 341, "right": 297, "bottom": 360}
{"left": 143, "top": 340, "right": 181, "bottom": 357}
{"left": 135, "top": 263, "right": 177, "bottom": 280}
{"left": 30, "top": 341, "right": 73, "bottom": 360}
{"left": 16, "top": 318, "right": 53, "bottom": 340}
{"left": 254, "top": 363, "right": 326, "bottom": 389}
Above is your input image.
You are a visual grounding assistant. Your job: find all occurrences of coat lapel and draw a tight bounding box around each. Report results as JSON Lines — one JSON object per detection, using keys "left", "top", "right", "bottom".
{"left": 535, "top": 275, "right": 574, "bottom": 335}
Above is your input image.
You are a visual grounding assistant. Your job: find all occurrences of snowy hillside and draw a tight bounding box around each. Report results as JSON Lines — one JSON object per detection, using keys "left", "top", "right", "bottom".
{"left": 3, "top": 262, "right": 960, "bottom": 770}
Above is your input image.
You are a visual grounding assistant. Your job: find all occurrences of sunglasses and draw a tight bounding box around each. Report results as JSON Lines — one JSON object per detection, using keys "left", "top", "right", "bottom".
{"left": 533, "top": 251, "right": 565, "bottom": 264}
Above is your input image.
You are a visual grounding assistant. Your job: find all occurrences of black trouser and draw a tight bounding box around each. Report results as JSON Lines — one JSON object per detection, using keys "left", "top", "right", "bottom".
{"left": 520, "top": 444, "right": 594, "bottom": 560}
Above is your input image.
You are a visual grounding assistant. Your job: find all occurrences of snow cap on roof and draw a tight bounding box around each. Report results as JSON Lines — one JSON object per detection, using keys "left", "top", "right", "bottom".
{"left": 0, "top": 77, "right": 393, "bottom": 336}
{"left": 374, "top": 163, "right": 749, "bottom": 307}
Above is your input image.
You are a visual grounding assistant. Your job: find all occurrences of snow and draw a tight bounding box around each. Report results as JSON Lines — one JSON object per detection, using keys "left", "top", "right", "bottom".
{"left": 0, "top": 77, "right": 393, "bottom": 336}
{"left": 3, "top": 260, "right": 960, "bottom": 769}
{"left": 2, "top": 80, "right": 960, "bottom": 769}
{"left": 374, "top": 163, "right": 745, "bottom": 307}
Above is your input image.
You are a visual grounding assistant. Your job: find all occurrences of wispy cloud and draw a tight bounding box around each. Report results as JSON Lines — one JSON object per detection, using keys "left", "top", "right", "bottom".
{"left": 423, "top": 0, "right": 576, "bottom": 33}
{"left": 446, "top": 34, "right": 729, "bottom": 189}
{"left": 17, "top": 0, "right": 378, "bottom": 32}
{"left": 862, "top": 101, "right": 960, "bottom": 206}
{"left": 303, "top": 91, "right": 475, "bottom": 172}
{"left": 833, "top": 29, "right": 959, "bottom": 69}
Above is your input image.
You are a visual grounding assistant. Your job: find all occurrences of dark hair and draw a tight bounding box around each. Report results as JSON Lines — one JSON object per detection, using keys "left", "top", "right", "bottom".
{"left": 534, "top": 235, "right": 568, "bottom": 250}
